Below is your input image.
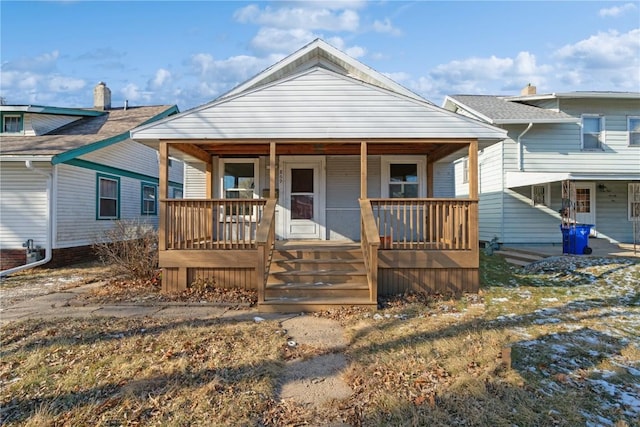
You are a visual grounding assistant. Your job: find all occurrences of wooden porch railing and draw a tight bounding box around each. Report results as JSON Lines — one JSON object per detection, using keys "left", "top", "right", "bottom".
{"left": 359, "top": 199, "right": 380, "bottom": 303}
{"left": 369, "top": 198, "right": 476, "bottom": 250}
{"left": 163, "top": 199, "right": 267, "bottom": 250}
{"left": 255, "top": 199, "right": 277, "bottom": 304}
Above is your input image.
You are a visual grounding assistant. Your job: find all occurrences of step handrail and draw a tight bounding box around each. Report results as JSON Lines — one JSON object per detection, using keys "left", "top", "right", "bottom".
{"left": 359, "top": 198, "right": 380, "bottom": 303}
{"left": 256, "top": 199, "right": 277, "bottom": 304}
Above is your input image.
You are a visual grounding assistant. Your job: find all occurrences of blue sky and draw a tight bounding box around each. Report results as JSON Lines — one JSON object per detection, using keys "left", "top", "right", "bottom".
{"left": 1, "top": 1, "right": 639, "bottom": 110}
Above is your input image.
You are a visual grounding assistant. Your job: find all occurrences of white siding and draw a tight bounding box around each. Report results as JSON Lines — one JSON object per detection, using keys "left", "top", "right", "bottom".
{"left": 432, "top": 162, "right": 455, "bottom": 197}
{"left": 55, "top": 164, "right": 160, "bottom": 248}
{"left": 132, "top": 68, "right": 505, "bottom": 142}
{"left": 82, "top": 140, "right": 183, "bottom": 185}
{"left": 0, "top": 162, "right": 50, "bottom": 250}
{"left": 324, "top": 155, "right": 383, "bottom": 240}
{"left": 184, "top": 162, "right": 207, "bottom": 198}
{"left": 478, "top": 143, "right": 505, "bottom": 241}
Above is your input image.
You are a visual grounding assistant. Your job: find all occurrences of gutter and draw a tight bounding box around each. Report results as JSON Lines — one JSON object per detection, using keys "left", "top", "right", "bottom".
{"left": 517, "top": 123, "right": 533, "bottom": 171}
{"left": 0, "top": 161, "right": 53, "bottom": 277}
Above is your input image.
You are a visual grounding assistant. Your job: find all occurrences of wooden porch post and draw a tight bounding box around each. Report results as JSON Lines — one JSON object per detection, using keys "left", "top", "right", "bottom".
{"left": 270, "top": 142, "right": 276, "bottom": 199}
{"left": 468, "top": 140, "right": 478, "bottom": 199}
{"left": 427, "top": 161, "right": 434, "bottom": 198}
{"left": 205, "top": 162, "right": 213, "bottom": 199}
{"left": 468, "top": 140, "right": 479, "bottom": 253}
{"left": 159, "top": 142, "right": 169, "bottom": 251}
{"left": 360, "top": 141, "right": 367, "bottom": 199}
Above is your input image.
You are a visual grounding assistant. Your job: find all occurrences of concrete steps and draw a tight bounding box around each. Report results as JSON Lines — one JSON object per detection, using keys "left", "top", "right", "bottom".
{"left": 494, "top": 248, "right": 545, "bottom": 267}
{"left": 260, "top": 244, "right": 376, "bottom": 312}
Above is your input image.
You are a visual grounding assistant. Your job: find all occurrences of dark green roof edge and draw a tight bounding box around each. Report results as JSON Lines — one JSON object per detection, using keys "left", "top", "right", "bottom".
{"left": 52, "top": 105, "right": 179, "bottom": 165}
{"left": 2, "top": 105, "right": 106, "bottom": 117}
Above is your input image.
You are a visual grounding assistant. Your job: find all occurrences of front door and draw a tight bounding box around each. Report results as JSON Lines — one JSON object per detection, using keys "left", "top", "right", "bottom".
{"left": 575, "top": 182, "right": 596, "bottom": 232}
{"left": 280, "top": 156, "right": 325, "bottom": 240}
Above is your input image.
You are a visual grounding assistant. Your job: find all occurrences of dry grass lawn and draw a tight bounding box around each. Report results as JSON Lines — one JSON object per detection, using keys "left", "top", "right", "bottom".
{"left": 1, "top": 254, "right": 638, "bottom": 426}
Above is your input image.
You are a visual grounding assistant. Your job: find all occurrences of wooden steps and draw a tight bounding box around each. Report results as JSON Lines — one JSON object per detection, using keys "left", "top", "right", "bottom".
{"left": 260, "top": 243, "right": 376, "bottom": 312}
{"left": 494, "top": 248, "right": 545, "bottom": 267}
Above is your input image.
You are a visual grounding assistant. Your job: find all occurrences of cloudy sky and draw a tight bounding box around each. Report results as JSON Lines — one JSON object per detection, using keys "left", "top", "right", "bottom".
{"left": 1, "top": 1, "right": 638, "bottom": 110}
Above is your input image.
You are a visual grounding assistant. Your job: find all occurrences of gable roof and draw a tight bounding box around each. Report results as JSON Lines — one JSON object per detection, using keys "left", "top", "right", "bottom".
{"left": 0, "top": 105, "right": 178, "bottom": 161}
{"left": 221, "top": 38, "right": 427, "bottom": 103}
{"left": 443, "top": 95, "right": 578, "bottom": 125}
{"left": 132, "top": 67, "right": 506, "bottom": 142}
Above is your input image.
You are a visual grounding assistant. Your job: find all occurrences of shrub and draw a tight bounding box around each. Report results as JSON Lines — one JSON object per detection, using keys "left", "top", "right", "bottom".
{"left": 92, "top": 220, "right": 158, "bottom": 280}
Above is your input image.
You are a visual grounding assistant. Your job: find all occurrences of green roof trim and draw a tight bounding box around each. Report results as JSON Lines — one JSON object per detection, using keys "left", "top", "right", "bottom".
{"left": 64, "top": 158, "right": 182, "bottom": 188}
{"left": 39, "top": 106, "right": 106, "bottom": 116}
{"left": 51, "top": 105, "right": 179, "bottom": 165}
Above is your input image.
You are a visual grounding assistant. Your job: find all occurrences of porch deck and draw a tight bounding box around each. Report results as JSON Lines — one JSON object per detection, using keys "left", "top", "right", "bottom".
{"left": 158, "top": 198, "right": 480, "bottom": 312}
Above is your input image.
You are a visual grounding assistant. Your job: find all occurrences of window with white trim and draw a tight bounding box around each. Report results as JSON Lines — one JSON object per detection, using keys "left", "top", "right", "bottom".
{"left": 629, "top": 183, "right": 640, "bottom": 221}
{"left": 219, "top": 158, "right": 259, "bottom": 216}
{"left": 141, "top": 183, "right": 157, "bottom": 215}
{"left": 582, "top": 115, "right": 604, "bottom": 150}
{"left": 97, "top": 174, "right": 120, "bottom": 219}
{"left": 2, "top": 113, "right": 23, "bottom": 133}
{"left": 381, "top": 156, "right": 426, "bottom": 198}
{"left": 532, "top": 184, "right": 550, "bottom": 207}
{"left": 628, "top": 117, "right": 640, "bottom": 146}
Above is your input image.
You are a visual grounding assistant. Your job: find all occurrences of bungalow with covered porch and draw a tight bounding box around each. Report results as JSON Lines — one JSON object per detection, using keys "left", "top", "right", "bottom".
{"left": 130, "top": 39, "right": 506, "bottom": 312}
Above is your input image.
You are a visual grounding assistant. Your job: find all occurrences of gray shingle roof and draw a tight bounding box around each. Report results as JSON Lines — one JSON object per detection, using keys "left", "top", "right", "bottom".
{"left": 448, "top": 95, "right": 577, "bottom": 124}
{"left": 0, "top": 105, "right": 174, "bottom": 156}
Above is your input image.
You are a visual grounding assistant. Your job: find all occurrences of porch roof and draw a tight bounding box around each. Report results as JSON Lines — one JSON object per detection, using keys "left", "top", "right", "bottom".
{"left": 506, "top": 171, "right": 640, "bottom": 187}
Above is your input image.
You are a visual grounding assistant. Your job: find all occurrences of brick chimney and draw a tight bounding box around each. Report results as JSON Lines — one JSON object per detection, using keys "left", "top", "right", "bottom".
{"left": 521, "top": 84, "right": 536, "bottom": 96}
{"left": 94, "top": 82, "right": 111, "bottom": 110}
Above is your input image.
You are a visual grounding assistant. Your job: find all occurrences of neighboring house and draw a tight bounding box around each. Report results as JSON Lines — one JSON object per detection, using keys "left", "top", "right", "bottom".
{"left": 443, "top": 86, "right": 640, "bottom": 246}
{"left": 0, "top": 82, "right": 183, "bottom": 272}
{"left": 130, "top": 39, "right": 506, "bottom": 311}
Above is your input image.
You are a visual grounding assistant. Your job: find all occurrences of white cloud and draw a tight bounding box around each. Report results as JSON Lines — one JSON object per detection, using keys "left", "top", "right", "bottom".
{"left": 1, "top": 50, "right": 59, "bottom": 73}
{"left": 554, "top": 29, "right": 640, "bottom": 68}
{"left": 553, "top": 29, "right": 640, "bottom": 90}
{"left": 373, "top": 18, "right": 402, "bottom": 36}
{"left": 234, "top": 4, "right": 360, "bottom": 32}
{"left": 47, "top": 75, "right": 86, "bottom": 92}
{"left": 121, "top": 83, "right": 151, "bottom": 103}
{"left": 250, "top": 27, "right": 318, "bottom": 54}
{"left": 149, "top": 68, "right": 172, "bottom": 89}
{"left": 599, "top": 3, "right": 637, "bottom": 17}
{"left": 344, "top": 45, "right": 366, "bottom": 58}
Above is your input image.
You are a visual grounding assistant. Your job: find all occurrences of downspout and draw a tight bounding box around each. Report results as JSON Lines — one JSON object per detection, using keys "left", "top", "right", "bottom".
{"left": 0, "top": 161, "right": 53, "bottom": 277}
{"left": 517, "top": 123, "right": 533, "bottom": 171}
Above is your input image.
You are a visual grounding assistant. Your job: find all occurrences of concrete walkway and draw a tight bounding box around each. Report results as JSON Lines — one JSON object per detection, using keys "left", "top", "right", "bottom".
{"left": 503, "top": 238, "right": 639, "bottom": 258}
{"left": 0, "top": 281, "right": 290, "bottom": 326}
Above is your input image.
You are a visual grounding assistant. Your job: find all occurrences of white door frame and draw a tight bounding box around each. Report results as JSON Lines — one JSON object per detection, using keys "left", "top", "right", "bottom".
{"left": 575, "top": 182, "right": 596, "bottom": 233}
{"left": 278, "top": 156, "right": 326, "bottom": 240}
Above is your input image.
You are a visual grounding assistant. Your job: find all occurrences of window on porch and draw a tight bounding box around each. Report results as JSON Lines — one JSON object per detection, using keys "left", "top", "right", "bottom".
{"left": 381, "top": 156, "right": 426, "bottom": 198}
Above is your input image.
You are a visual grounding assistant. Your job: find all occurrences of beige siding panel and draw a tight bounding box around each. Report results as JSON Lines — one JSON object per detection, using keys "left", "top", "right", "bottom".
{"left": 133, "top": 68, "right": 505, "bottom": 141}
{"left": 0, "top": 162, "right": 49, "bottom": 249}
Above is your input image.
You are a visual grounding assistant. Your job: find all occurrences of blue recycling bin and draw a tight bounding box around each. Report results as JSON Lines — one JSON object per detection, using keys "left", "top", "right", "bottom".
{"left": 560, "top": 224, "right": 593, "bottom": 255}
